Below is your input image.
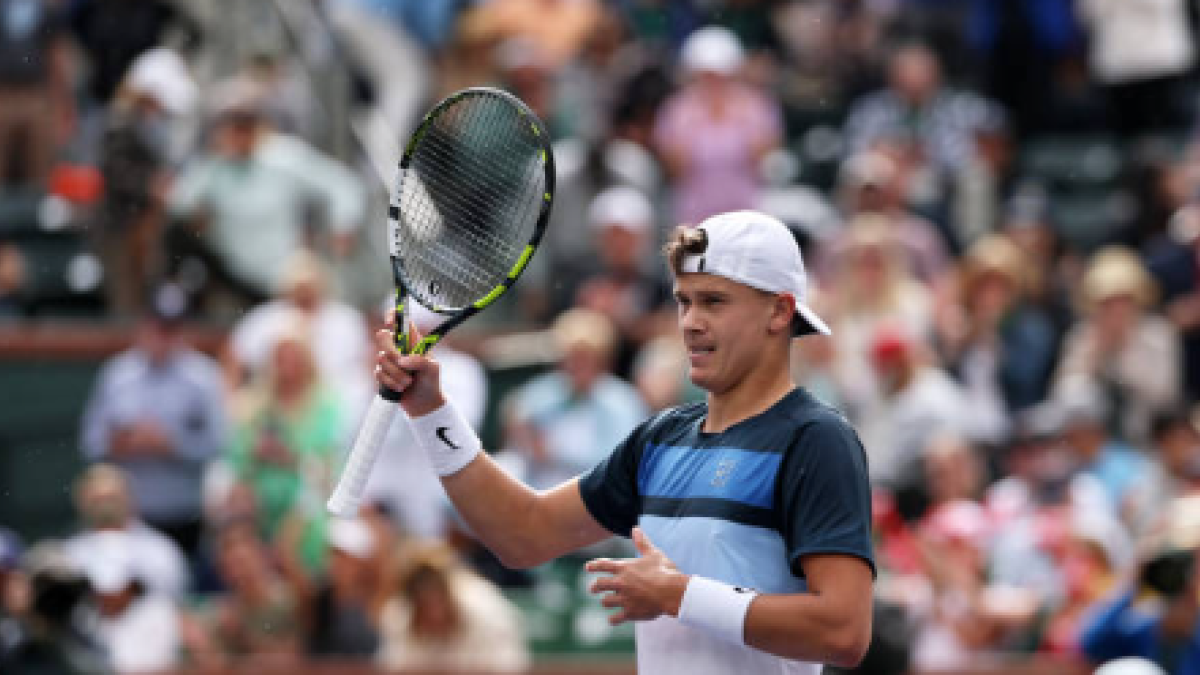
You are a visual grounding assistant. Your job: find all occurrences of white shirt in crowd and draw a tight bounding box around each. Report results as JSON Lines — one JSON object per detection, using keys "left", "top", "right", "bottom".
{"left": 92, "top": 595, "right": 180, "bottom": 674}
{"left": 66, "top": 523, "right": 190, "bottom": 599}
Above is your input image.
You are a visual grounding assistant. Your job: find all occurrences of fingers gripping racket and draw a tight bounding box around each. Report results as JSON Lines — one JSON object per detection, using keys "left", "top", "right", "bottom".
{"left": 328, "top": 88, "right": 555, "bottom": 516}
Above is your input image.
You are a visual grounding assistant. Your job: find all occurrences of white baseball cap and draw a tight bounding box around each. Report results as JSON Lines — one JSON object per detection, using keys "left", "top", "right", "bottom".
{"left": 125, "top": 47, "right": 197, "bottom": 116}
{"left": 680, "top": 26, "right": 744, "bottom": 76}
{"left": 589, "top": 185, "right": 652, "bottom": 233}
{"left": 681, "top": 210, "right": 830, "bottom": 336}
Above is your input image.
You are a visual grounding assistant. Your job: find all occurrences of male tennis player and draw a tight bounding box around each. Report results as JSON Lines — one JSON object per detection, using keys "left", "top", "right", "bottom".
{"left": 375, "top": 210, "right": 875, "bottom": 673}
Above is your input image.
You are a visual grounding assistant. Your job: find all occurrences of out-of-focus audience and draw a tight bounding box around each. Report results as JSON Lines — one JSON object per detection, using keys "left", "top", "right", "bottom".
{"left": 7, "top": 1, "right": 1200, "bottom": 672}
{"left": 79, "top": 284, "right": 227, "bottom": 560}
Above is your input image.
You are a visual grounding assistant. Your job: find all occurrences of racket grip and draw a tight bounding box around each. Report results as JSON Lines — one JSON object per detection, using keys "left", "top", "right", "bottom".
{"left": 328, "top": 394, "right": 399, "bottom": 517}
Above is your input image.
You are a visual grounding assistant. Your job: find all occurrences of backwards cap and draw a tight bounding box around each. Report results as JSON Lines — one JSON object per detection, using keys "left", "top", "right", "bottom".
{"left": 680, "top": 210, "right": 830, "bottom": 336}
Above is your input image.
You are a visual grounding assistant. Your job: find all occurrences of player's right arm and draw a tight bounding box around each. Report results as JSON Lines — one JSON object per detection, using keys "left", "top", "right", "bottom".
{"left": 375, "top": 327, "right": 611, "bottom": 568}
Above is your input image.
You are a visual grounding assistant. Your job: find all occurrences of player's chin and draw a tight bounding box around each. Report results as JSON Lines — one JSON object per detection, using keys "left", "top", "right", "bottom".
{"left": 687, "top": 366, "right": 718, "bottom": 391}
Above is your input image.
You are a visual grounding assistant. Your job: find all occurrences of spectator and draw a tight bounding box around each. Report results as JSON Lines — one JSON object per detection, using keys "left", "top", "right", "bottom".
{"left": 843, "top": 42, "right": 994, "bottom": 173}
{"left": 653, "top": 25, "right": 782, "bottom": 225}
{"left": 857, "top": 324, "right": 964, "bottom": 489}
{"left": 1043, "top": 510, "right": 1131, "bottom": 657}
{"left": 68, "top": 0, "right": 199, "bottom": 109}
{"left": 1055, "top": 377, "right": 1156, "bottom": 532}
{"left": 825, "top": 150, "right": 950, "bottom": 284}
{"left": 80, "top": 284, "right": 228, "bottom": 558}
{"left": 457, "top": 0, "right": 606, "bottom": 70}
{"left": 923, "top": 433, "right": 986, "bottom": 509}
{"left": 999, "top": 190, "right": 1075, "bottom": 331}
{"left": 168, "top": 84, "right": 366, "bottom": 313}
{"left": 909, "top": 499, "right": 1039, "bottom": 670}
{"left": 1146, "top": 204, "right": 1200, "bottom": 399}
{"left": 1052, "top": 246, "right": 1182, "bottom": 444}
{"left": 195, "top": 519, "right": 303, "bottom": 667}
{"left": 503, "top": 308, "right": 647, "bottom": 490}
{"left": 365, "top": 302, "right": 487, "bottom": 539}
{"left": 1144, "top": 409, "right": 1200, "bottom": 510}
{"left": 227, "top": 251, "right": 372, "bottom": 421}
{"left": 936, "top": 235, "right": 1059, "bottom": 444}
{"left": 95, "top": 47, "right": 197, "bottom": 318}
{"left": 226, "top": 323, "right": 343, "bottom": 571}
{"left": 79, "top": 532, "right": 181, "bottom": 674}
{"left": 0, "top": 0, "right": 72, "bottom": 187}
{"left": 565, "top": 185, "right": 674, "bottom": 377}
{"left": 819, "top": 216, "right": 935, "bottom": 426}
{"left": 65, "top": 464, "right": 189, "bottom": 599}
{"left": 1076, "top": 0, "right": 1195, "bottom": 138}
{"left": 1080, "top": 495, "right": 1200, "bottom": 674}
{"left": 303, "top": 518, "right": 381, "bottom": 660}
{"left": 377, "top": 543, "right": 529, "bottom": 673}
{"left": 0, "top": 542, "right": 109, "bottom": 675}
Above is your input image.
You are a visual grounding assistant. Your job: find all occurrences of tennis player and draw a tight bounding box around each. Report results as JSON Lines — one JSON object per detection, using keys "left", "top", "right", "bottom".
{"left": 375, "top": 210, "right": 875, "bottom": 673}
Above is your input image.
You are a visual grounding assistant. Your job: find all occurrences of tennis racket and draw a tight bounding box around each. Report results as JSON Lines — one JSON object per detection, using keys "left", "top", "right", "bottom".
{"left": 328, "top": 87, "right": 555, "bottom": 517}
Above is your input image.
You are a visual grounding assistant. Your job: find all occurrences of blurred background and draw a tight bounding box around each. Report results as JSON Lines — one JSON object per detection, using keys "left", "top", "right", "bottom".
{"left": 3, "top": 0, "right": 1200, "bottom": 674}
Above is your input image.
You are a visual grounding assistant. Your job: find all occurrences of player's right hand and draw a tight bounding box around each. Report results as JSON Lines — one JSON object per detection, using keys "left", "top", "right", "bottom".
{"left": 375, "top": 315, "right": 446, "bottom": 418}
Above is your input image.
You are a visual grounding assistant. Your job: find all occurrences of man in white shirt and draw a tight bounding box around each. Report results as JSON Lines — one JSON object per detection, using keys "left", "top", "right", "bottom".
{"left": 65, "top": 464, "right": 189, "bottom": 599}
{"left": 81, "top": 532, "right": 180, "bottom": 674}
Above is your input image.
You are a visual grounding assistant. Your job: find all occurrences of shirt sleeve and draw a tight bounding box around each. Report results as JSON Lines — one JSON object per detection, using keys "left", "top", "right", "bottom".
{"left": 578, "top": 417, "right": 652, "bottom": 538}
{"left": 778, "top": 412, "right": 876, "bottom": 578}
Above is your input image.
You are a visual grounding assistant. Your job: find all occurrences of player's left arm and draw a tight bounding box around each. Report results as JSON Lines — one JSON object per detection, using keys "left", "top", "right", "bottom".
{"left": 587, "top": 531, "right": 872, "bottom": 668}
{"left": 742, "top": 553, "right": 873, "bottom": 666}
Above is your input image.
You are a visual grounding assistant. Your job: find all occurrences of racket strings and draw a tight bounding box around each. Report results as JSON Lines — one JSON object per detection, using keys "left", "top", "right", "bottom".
{"left": 395, "top": 92, "right": 545, "bottom": 309}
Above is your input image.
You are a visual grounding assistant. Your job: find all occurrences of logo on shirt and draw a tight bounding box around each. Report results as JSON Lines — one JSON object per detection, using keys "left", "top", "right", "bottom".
{"left": 711, "top": 458, "right": 738, "bottom": 488}
{"left": 435, "top": 426, "right": 459, "bottom": 449}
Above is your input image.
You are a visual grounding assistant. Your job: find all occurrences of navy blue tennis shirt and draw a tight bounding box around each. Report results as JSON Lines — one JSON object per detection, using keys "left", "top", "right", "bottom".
{"left": 580, "top": 387, "right": 875, "bottom": 595}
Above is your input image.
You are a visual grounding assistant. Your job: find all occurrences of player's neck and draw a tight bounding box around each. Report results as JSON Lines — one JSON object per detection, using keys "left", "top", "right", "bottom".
{"left": 703, "top": 358, "right": 795, "bottom": 434}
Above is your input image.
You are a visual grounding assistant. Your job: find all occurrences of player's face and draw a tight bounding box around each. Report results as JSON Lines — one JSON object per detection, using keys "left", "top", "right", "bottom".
{"left": 673, "top": 273, "right": 786, "bottom": 394}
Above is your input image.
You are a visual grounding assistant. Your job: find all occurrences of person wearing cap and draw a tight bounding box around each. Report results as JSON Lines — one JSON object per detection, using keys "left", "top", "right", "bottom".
{"left": 1052, "top": 246, "right": 1182, "bottom": 444}
{"left": 503, "top": 308, "right": 647, "bottom": 491}
{"left": 652, "top": 26, "right": 782, "bottom": 225}
{"left": 373, "top": 209, "right": 873, "bottom": 673}
{"left": 167, "top": 81, "right": 366, "bottom": 312}
{"left": 80, "top": 284, "right": 228, "bottom": 559}
{"left": 935, "top": 234, "right": 1058, "bottom": 439}
{"left": 303, "top": 518, "right": 380, "bottom": 658}
{"left": 97, "top": 47, "right": 197, "bottom": 318}
{"left": 559, "top": 185, "right": 674, "bottom": 378}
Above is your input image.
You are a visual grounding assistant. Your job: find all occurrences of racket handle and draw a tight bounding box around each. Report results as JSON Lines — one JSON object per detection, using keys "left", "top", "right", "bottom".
{"left": 328, "top": 394, "right": 398, "bottom": 517}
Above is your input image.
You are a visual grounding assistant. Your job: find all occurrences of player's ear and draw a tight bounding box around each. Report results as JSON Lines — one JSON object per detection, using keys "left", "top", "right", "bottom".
{"left": 769, "top": 293, "right": 796, "bottom": 335}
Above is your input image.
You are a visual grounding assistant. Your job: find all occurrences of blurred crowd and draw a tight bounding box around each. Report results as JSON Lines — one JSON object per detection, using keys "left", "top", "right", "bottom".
{"left": 4, "top": 0, "right": 1200, "bottom": 674}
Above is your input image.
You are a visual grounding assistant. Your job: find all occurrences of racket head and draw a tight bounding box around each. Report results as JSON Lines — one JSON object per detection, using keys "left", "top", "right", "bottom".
{"left": 387, "top": 87, "right": 555, "bottom": 354}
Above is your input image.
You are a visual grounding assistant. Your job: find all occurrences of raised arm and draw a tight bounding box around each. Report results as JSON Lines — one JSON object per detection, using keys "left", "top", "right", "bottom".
{"left": 374, "top": 327, "right": 610, "bottom": 568}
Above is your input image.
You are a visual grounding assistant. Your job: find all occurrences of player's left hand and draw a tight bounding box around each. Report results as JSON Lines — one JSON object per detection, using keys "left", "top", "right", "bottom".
{"left": 585, "top": 527, "right": 689, "bottom": 626}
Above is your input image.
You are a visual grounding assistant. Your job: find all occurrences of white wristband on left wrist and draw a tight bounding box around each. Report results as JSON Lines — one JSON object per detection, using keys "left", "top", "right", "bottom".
{"left": 677, "top": 576, "right": 758, "bottom": 646}
{"left": 407, "top": 401, "right": 482, "bottom": 476}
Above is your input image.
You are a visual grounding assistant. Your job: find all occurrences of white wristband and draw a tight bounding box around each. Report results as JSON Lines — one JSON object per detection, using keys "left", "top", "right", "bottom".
{"left": 677, "top": 576, "right": 758, "bottom": 646}
{"left": 407, "top": 402, "right": 482, "bottom": 476}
